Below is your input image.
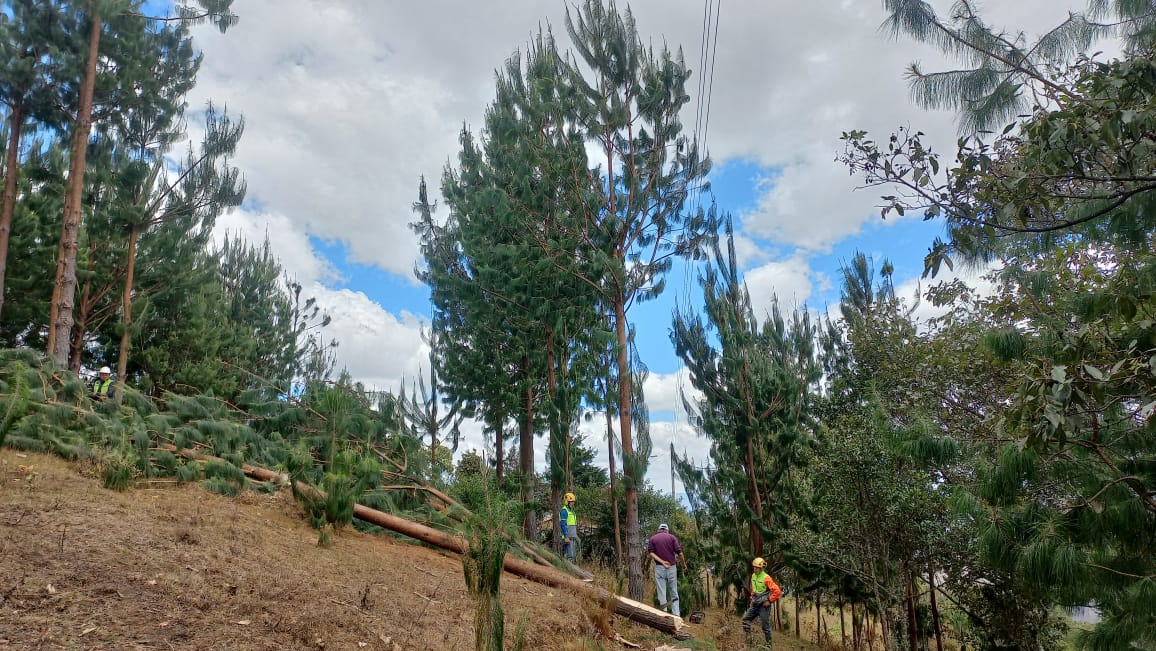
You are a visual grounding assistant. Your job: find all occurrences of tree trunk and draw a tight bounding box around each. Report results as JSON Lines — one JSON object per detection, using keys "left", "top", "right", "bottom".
{"left": 69, "top": 253, "right": 94, "bottom": 372}
{"left": 906, "top": 569, "right": 918, "bottom": 651}
{"left": 545, "top": 327, "right": 562, "bottom": 555}
{"left": 745, "top": 437, "right": 764, "bottom": 552}
{"left": 115, "top": 224, "right": 138, "bottom": 405}
{"left": 794, "top": 588, "right": 800, "bottom": 637}
{"left": 559, "top": 338, "right": 571, "bottom": 491}
{"left": 519, "top": 354, "right": 535, "bottom": 540}
{"left": 613, "top": 292, "right": 643, "bottom": 600}
{"left": 841, "top": 598, "right": 848, "bottom": 650}
{"left": 878, "top": 604, "right": 891, "bottom": 651}
{"left": 852, "top": 602, "right": 860, "bottom": 650}
{"left": 48, "top": 6, "right": 101, "bottom": 366}
{"left": 816, "top": 589, "right": 822, "bottom": 645}
{"left": 928, "top": 571, "right": 944, "bottom": 651}
{"left": 605, "top": 389, "right": 623, "bottom": 574}
{"left": 492, "top": 410, "right": 504, "bottom": 485}
{"left": 0, "top": 100, "right": 24, "bottom": 322}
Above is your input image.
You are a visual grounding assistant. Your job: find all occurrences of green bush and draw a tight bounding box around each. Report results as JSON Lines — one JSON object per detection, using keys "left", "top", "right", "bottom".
{"left": 102, "top": 455, "right": 135, "bottom": 491}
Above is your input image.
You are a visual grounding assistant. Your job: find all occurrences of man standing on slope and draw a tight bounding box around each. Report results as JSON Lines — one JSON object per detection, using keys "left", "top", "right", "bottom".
{"left": 91, "top": 366, "right": 115, "bottom": 401}
{"left": 647, "top": 523, "right": 686, "bottom": 616}
{"left": 560, "top": 492, "right": 579, "bottom": 563}
{"left": 741, "top": 556, "right": 781, "bottom": 646}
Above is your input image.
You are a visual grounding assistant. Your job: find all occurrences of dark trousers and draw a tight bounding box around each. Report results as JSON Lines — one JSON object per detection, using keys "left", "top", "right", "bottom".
{"left": 741, "top": 596, "right": 773, "bottom": 643}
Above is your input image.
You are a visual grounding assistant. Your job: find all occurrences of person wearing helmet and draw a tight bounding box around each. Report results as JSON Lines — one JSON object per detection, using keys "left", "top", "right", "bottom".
{"left": 741, "top": 557, "right": 781, "bottom": 645}
{"left": 560, "top": 492, "right": 579, "bottom": 563}
{"left": 91, "top": 366, "right": 115, "bottom": 401}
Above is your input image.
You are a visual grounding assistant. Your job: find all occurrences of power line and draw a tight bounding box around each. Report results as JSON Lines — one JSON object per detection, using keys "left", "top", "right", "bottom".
{"left": 674, "top": 0, "right": 723, "bottom": 498}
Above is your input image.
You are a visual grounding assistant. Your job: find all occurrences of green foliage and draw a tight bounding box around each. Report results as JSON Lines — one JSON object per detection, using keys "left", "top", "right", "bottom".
{"left": 671, "top": 218, "right": 819, "bottom": 586}
{"left": 0, "top": 349, "right": 429, "bottom": 548}
{"left": 462, "top": 476, "right": 515, "bottom": 651}
{"left": 841, "top": 5, "right": 1156, "bottom": 648}
{"left": 102, "top": 454, "right": 135, "bottom": 491}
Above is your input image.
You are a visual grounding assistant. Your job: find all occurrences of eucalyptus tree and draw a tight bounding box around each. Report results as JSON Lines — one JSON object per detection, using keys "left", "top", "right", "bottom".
{"left": 841, "top": 4, "right": 1156, "bottom": 646}
{"left": 558, "top": 0, "right": 711, "bottom": 599}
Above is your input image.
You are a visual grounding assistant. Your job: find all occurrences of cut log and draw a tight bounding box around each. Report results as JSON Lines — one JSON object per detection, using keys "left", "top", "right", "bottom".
{"left": 161, "top": 445, "right": 686, "bottom": 636}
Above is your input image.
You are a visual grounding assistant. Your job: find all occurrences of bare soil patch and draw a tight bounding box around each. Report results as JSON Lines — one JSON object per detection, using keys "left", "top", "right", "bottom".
{"left": 0, "top": 450, "right": 591, "bottom": 650}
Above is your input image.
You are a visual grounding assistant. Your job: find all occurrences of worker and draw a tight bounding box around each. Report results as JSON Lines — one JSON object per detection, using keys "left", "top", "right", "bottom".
{"left": 741, "top": 557, "right": 781, "bottom": 646}
{"left": 647, "top": 523, "right": 685, "bottom": 616}
{"left": 91, "top": 366, "right": 115, "bottom": 401}
{"left": 560, "top": 492, "right": 578, "bottom": 563}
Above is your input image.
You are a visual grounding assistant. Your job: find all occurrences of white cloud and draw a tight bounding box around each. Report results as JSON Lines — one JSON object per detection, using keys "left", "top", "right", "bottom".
{"left": 319, "top": 290, "right": 428, "bottom": 393}
{"left": 643, "top": 368, "right": 699, "bottom": 416}
{"left": 744, "top": 252, "right": 815, "bottom": 318}
{"left": 213, "top": 208, "right": 339, "bottom": 286}
{"left": 187, "top": 0, "right": 1077, "bottom": 279}
{"left": 574, "top": 410, "right": 706, "bottom": 496}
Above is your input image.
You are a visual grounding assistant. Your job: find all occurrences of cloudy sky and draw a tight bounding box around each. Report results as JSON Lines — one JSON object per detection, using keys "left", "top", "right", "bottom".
{"left": 181, "top": 0, "right": 1084, "bottom": 490}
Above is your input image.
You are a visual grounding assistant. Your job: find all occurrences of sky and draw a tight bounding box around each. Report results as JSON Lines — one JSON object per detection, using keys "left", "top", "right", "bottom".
{"left": 178, "top": 0, "right": 1087, "bottom": 493}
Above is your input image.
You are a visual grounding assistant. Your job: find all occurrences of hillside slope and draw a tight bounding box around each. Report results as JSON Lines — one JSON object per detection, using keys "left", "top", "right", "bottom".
{"left": 0, "top": 449, "right": 590, "bottom": 650}
{"left": 1, "top": 449, "right": 830, "bottom": 651}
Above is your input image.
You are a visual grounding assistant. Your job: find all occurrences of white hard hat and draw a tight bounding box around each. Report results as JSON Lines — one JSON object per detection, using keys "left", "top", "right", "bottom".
{"left": 99, "top": 366, "right": 111, "bottom": 374}
{"left": 658, "top": 523, "right": 669, "bottom": 531}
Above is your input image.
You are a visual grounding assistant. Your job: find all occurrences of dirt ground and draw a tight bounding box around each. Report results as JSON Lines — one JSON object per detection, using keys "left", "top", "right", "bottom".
{"left": 0, "top": 450, "right": 611, "bottom": 650}
{"left": 0, "top": 449, "right": 826, "bottom": 651}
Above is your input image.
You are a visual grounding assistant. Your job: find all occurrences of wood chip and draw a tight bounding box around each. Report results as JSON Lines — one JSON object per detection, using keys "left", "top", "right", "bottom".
{"left": 81, "top": 627, "right": 97, "bottom": 636}
{"left": 46, "top": 584, "right": 56, "bottom": 594}
{"left": 235, "top": 620, "right": 250, "bottom": 625}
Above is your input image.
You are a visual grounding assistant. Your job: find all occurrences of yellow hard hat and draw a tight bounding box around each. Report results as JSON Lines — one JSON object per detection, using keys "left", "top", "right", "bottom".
{"left": 752, "top": 557, "right": 766, "bottom": 569}
{"left": 564, "top": 492, "right": 576, "bottom": 503}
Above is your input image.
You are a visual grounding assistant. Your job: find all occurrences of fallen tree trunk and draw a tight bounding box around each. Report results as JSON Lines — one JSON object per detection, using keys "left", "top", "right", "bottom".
{"left": 161, "top": 445, "right": 685, "bottom": 635}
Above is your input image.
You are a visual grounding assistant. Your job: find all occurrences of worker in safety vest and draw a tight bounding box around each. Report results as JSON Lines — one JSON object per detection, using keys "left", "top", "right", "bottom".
{"left": 91, "top": 366, "right": 115, "bottom": 401}
{"left": 560, "top": 492, "right": 579, "bottom": 562}
{"left": 741, "top": 556, "right": 782, "bottom": 645}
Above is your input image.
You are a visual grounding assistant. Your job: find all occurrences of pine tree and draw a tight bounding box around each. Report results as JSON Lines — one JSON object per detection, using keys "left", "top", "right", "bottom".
{"left": 0, "top": 0, "right": 70, "bottom": 322}
{"left": 671, "top": 215, "right": 818, "bottom": 587}
{"left": 560, "top": 0, "right": 711, "bottom": 599}
{"left": 46, "top": 0, "right": 237, "bottom": 366}
{"left": 0, "top": 138, "right": 64, "bottom": 348}
{"left": 111, "top": 105, "right": 245, "bottom": 394}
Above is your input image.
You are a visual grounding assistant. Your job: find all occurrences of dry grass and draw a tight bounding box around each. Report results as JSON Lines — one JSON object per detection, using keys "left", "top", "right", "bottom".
{"left": 0, "top": 449, "right": 835, "bottom": 651}
{"left": 0, "top": 450, "right": 588, "bottom": 650}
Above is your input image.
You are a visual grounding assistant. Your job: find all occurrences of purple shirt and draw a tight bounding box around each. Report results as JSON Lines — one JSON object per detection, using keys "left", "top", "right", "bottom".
{"left": 647, "top": 531, "right": 682, "bottom": 565}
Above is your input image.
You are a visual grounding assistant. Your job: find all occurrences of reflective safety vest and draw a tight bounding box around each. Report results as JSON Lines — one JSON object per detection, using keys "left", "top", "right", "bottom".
{"left": 751, "top": 571, "right": 782, "bottom": 602}
{"left": 93, "top": 378, "right": 113, "bottom": 396}
{"left": 561, "top": 506, "right": 577, "bottom": 535}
